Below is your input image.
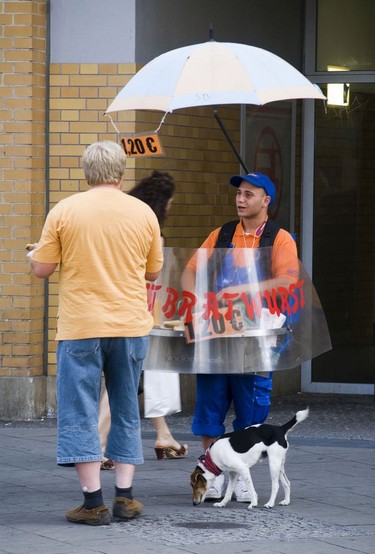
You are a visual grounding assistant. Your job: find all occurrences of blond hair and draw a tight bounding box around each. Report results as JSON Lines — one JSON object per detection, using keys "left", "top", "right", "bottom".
{"left": 82, "top": 141, "right": 126, "bottom": 185}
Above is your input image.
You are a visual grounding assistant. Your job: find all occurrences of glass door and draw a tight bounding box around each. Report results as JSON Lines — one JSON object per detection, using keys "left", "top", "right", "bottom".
{"left": 311, "top": 83, "right": 375, "bottom": 387}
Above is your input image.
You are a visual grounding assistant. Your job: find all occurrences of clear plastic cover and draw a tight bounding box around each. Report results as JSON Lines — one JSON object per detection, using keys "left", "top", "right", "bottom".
{"left": 145, "top": 247, "right": 331, "bottom": 374}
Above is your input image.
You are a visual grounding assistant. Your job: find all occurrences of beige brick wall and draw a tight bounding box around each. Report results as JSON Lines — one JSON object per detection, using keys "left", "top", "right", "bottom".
{"left": 1, "top": 3, "right": 303, "bottom": 420}
{"left": 0, "top": 3, "right": 256, "bottom": 417}
{"left": 0, "top": 1, "right": 47, "bottom": 396}
{"left": 46, "top": 62, "right": 239, "bottom": 380}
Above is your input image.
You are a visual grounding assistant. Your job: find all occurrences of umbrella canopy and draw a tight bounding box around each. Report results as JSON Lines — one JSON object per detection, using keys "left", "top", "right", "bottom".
{"left": 106, "top": 40, "right": 325, "bottom": 114}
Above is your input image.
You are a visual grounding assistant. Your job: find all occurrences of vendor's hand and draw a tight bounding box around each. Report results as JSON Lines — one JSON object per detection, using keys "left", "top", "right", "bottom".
{"left": 216, "top": 283, "right": 256, "bottom": 304}
{"left": 216, "top": 285, "right": 237, "bottom": 305}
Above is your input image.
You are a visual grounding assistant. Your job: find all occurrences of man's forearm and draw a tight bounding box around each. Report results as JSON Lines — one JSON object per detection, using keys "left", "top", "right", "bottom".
{"left": 29, "top": 259, "right": 58, "bottom": 278}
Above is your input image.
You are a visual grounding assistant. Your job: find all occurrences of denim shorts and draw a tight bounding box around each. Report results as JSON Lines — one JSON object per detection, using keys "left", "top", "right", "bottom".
{"left": 56, "top": 336, "right": 148, "bottom": 465}
{"left": 192, "top": 373, "right": 273, "bottom": 437}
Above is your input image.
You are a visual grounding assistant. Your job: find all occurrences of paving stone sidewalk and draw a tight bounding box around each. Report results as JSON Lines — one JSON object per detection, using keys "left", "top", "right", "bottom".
{"left": 1, "top": 393, "right": 374, "bottom": 554}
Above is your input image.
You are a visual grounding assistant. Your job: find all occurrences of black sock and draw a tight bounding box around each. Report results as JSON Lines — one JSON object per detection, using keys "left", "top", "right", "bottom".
{"left": 83, "top": 488, "right": 104, "bottom": 509}
{"left": 115, "top": 485, "right": 133, "bottom": 500}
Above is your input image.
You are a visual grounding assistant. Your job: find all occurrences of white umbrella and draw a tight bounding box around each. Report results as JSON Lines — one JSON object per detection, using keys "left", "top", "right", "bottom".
{"left": 105, "top": 40, "right": 325, "bottom": 115}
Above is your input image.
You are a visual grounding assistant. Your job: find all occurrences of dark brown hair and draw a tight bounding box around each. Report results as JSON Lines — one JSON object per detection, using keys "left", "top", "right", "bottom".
{"left": 128, "top": 170, "right": 175, "bottom": 227}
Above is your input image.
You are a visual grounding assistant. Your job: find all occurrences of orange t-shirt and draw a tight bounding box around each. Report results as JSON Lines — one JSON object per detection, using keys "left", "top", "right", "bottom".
{"left": 32, "top": 188, "right": 163, "bottom": 340}
{"left": 187, "top": 220, "right": 298, "bottom": 283}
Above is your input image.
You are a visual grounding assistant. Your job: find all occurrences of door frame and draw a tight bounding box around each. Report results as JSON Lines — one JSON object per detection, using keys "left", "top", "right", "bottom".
{"left": 301, "top": 0, "right": 374, "bottom": 395}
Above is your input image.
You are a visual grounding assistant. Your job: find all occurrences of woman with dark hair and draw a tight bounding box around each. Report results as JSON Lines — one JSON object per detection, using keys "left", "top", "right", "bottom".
{"left": 98, "top": 170, "right": 188, "bottom": 467}
{"left": 129, "top": 170, "right": 174, "bottom": 229}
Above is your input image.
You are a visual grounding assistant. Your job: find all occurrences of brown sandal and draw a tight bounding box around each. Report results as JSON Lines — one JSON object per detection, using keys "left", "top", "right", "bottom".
{"left": 154, "top": 444, "right": 188, "bottom": 460}
{"left": 100, "top": 458, "right": 115, "bottom": 470}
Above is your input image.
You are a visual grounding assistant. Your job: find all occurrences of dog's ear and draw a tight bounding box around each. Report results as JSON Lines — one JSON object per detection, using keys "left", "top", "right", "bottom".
{"left": 190, "top": 466, "right": 204, "bottom": 485}
{"left": 196, "top": 473, "right": 207, "bottom": 486}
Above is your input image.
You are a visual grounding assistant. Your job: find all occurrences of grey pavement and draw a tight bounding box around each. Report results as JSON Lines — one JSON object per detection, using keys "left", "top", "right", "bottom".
{"left": 1, "top": 392, "right": 374, "bottom": 554}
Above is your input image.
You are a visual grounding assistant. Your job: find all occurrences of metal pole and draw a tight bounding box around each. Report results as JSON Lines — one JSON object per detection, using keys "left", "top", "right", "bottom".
{"left": 213, "top": 108, "right": 249, "bottom": 174}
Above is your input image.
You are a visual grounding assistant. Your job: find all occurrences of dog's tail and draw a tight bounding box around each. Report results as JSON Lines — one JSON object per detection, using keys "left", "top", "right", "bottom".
{"left": 281, "top": 408, "right": 309, "bottom": 435}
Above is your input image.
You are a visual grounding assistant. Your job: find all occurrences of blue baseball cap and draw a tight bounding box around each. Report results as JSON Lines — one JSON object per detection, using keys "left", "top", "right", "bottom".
{"left": 230, "top": 172, "right": 276, "bottom": 205}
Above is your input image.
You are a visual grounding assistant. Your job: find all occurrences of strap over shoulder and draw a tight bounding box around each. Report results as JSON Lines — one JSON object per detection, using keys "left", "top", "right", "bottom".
{"left": 215, "top": 218, "right": 280, "bottom": 248}
{"left": 214, "top": 220, "right": 239, "bottom": 248}
{"left": 259, "top": 218, "right": 280, "bottom": 247}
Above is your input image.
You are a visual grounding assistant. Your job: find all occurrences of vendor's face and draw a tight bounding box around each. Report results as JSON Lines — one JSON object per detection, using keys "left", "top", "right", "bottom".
{"left": 236, "top": 181, "right": 270, "bottom": 218}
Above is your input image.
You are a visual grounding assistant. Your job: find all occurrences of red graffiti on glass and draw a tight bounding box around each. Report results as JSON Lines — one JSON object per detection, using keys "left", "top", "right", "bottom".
{"left": 146, "top": 282, "right": 162, "bottom": 313}
{"left": 162, "top": 287, "right": 198, "bottom": 321}
{"left": 160, "top": 280, "right": 305, "bottom": 325}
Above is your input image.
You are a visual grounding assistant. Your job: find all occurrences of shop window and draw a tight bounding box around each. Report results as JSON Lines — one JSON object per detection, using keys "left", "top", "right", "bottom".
{"left": 316, "top": 0, "right": 375, "bottom": 72}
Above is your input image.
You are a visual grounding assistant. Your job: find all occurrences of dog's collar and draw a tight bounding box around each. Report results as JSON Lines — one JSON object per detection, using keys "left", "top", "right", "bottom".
{"left": 199, "top": 450, "right": 222, "bottom": 477}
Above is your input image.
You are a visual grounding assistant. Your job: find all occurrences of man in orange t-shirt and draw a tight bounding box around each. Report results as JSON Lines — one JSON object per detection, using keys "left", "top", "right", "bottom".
{"left": 29, "top": 141, "right": 163, "bottom": 526}
{"left": 181, "top": 171, "right": 298, "bottom": 502}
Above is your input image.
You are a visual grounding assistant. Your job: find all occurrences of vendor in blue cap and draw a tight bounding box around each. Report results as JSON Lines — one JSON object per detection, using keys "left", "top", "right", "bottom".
{"left": 181, "top": 171, "right": 298, "bottom": 502}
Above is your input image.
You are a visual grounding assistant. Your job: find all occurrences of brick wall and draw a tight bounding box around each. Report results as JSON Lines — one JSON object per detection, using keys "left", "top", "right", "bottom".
{"left": 46, "top": 62, "right": 239, "bottom": 391}
{"left": 0, "top": 27, "right": 239, "bottom": 418}
{"left": 0, "top": 0, "right": 48, "bottom": 418}
{"left": 2, "top": 3, "right": 301, "bottom": 419}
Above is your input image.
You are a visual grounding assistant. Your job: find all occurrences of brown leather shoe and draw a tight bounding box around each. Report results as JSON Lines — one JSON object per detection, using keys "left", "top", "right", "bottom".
{"left": 112, "top": 497, "right": 143, "bottom": 520}
{"left": 65, "top": 503, "right": 111, "bottom": 526}
{"left": 100, "top": 458, "right": 115, "bottom": 470}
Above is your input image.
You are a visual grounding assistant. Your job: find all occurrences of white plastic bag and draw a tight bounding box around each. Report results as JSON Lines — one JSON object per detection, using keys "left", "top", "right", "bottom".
{"left": 143, "top": 370, "right": 181, "bottom": 418}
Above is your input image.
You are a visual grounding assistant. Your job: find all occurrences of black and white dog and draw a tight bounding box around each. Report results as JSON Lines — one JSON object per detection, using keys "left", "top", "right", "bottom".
{"left": 190, "top": 408, "right": 309, "bottom": 509}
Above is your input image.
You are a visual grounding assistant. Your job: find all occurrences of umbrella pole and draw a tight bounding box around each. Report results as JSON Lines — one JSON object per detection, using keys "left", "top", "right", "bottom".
{"left": 213, "top": 108, "right": 248, "bottom": 173}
